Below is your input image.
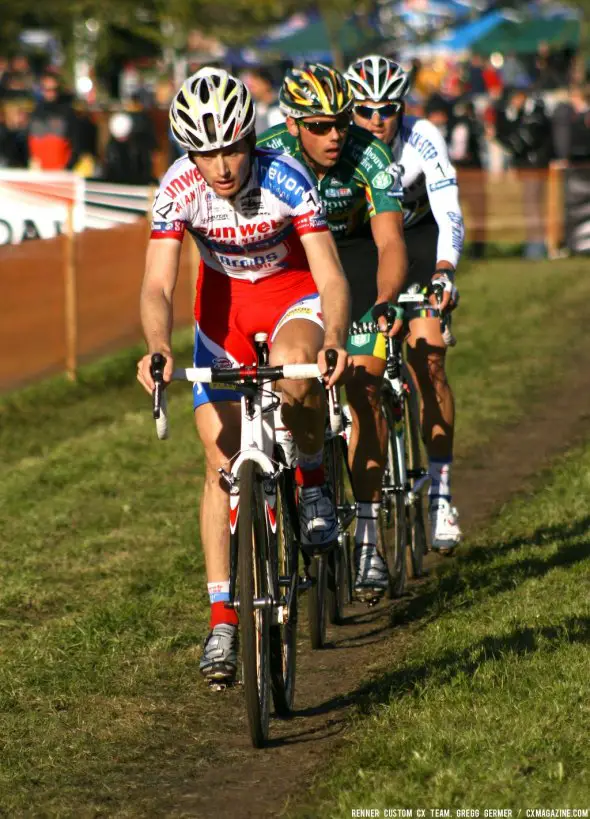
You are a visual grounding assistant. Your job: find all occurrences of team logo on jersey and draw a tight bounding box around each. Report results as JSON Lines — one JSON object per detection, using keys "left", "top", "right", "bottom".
{"left": 350, "top": 333, "right": 371, "bottom": 347}
{"left": 238, "top": 188, "right": 263, "bottom": 217}
{"left": 325, "top": 187, "right": 352, "bottom": 198}
{"left": 372, "top": 171, "right": 393, "bottom": 190}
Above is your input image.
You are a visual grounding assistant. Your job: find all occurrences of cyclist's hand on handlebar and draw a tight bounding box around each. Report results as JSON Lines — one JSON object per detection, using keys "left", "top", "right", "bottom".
{"left": 430, "top": 271, "right": 459, "bottom": 313}
{"left": 137, "top": 352, "right": 174, "bottom": 394}
{"left": 372, "top": 302, "right": 404, "bottom": 338}
{"left": 318, "top": 346, "right": 348, "bottom": 389}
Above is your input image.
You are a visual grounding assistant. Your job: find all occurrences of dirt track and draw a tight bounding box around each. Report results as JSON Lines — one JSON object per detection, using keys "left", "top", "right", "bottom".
{"left": 161, "top": 342, "right": 590, "bottom": 819}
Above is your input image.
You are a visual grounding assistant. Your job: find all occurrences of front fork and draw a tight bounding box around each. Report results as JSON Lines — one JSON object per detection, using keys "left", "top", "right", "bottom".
{"left": 219, "top": 463, "right": 288, "bottom": 620}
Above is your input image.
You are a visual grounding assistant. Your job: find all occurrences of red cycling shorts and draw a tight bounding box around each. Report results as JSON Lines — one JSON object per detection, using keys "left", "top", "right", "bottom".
{"left": 192, "top": 264, "right": 323, "bottom": 408}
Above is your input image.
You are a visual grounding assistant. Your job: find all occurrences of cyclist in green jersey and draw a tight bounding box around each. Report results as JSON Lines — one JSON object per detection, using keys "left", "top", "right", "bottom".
{"left": 258, "top": 64, "right": 408, "bottom": 598}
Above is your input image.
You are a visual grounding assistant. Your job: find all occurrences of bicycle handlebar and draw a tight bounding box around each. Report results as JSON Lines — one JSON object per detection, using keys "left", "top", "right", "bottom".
{"left": 150, "top": 354, "right": 337, "bottom": 441}
{"left": 173, "top": 362, "right": 322, "bottom": 384}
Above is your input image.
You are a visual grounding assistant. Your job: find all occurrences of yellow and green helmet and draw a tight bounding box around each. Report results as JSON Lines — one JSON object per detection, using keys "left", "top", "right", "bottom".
{"left": 279, "top": 63, "right": 354, "bottom": 119}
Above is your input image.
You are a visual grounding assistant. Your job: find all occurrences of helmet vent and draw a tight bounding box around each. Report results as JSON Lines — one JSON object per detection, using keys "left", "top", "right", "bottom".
{"left": 200, "top": 83, "right": 210, "bottom": 104}
{"left": 225, "top": 94, "right": 238, "bottom": 121}
{"left": 178, "top": 108, "right": 195, "bottom": 128}
{"left": 203, "top": 113, "right": 216, "bottom": 141}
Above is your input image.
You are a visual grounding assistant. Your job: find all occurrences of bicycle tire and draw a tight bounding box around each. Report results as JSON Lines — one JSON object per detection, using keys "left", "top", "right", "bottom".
{"left": 379, "top": 395, "right": 408, "bottom": 599}
{"left": 269, "top": 467, "right": 299, "bottom": 717}
{"left": 307, "top": 554, "right": 328, "bottom": 649}
{"left": 324, "top": 436, "right": 349, "bottom": 624}
{"left": 403, "top": 371, "right": 428, "bottom": 579}
{"left": 238, "top": 460, "right": 271, "bottom": 747}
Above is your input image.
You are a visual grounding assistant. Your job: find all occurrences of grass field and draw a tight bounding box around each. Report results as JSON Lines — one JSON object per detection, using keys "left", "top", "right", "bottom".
{"left": 294, "top": 440, "right": 590, "bottom": 816}
{"left": 1, "top": 256, "right": 590, "bottom": 815}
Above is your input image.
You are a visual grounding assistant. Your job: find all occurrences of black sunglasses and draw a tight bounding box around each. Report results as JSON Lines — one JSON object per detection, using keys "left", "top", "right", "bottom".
{"left": 299, "top": 114, "right": 350, "bottom": 135}
{"left": 354, "top": 102, "right": 403, "bottom": 120}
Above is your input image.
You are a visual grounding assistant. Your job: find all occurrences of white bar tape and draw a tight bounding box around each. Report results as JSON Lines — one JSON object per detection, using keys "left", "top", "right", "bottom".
{"left": 155, "top": 391, "right": 169, "bottom": 440}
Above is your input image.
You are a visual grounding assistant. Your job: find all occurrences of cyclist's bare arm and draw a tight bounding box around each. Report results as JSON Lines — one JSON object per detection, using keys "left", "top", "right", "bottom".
{"left": 371, "top": 210, "right": 407, "bottom": 305}
{"left": 300, "top": 230, "right": 350, "bottom": 386}
{"left": 138, "top": 238, "right": 182, "bottom": 393}
{"left": 370, "top": 210, "right": 408, "bottom": 336}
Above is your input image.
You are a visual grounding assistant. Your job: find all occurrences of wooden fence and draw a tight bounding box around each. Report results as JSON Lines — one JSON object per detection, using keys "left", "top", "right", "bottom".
{"left": 0, "top": 166, "right": 567, "bottom": 393}
{"left": 0, "top": 216, "right": 196, "bottom": 392}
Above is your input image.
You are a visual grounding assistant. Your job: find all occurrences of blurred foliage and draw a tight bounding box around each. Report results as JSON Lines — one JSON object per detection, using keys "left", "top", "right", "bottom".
{"left": 0, "top": 0, "right": 376, "bottom": 60}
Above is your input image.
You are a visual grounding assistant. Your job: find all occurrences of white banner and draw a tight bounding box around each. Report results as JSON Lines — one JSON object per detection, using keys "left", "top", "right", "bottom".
{"left": 0, "top": 171, "right": 153, "bottom": 245}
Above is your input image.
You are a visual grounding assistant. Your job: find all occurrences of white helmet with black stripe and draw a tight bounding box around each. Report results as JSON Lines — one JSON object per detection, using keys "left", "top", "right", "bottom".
{"left": 169, "top": 67, "right": 256, "bottom": 152}
{"left": 345, "top": 55, "right": 410, "bottom": 103}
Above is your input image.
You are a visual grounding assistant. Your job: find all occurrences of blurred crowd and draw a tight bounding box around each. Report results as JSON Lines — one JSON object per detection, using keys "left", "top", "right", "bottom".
{"left": 0, "top": 54, "right": 158, "bottom": 184}
{"left": 1, "top": 44, "right": 590, "bottom": 195}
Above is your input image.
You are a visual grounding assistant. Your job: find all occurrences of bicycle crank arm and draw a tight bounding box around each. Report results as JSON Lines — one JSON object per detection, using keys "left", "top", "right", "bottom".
{"left": 407, "top": 473, "right": 431, "bottom": 503}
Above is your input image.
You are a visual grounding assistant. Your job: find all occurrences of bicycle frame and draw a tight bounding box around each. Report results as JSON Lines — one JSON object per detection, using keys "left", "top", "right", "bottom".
{"left": 153, "top": 344, "right": 322, "bottom": 624}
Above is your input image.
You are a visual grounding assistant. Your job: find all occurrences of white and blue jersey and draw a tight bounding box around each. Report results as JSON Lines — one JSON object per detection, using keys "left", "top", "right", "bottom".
{"left": 391, "top": 116, "right": 465, "bottom": 268}
{"left": 150, "top": 149, "right": 328, "bottom": 282}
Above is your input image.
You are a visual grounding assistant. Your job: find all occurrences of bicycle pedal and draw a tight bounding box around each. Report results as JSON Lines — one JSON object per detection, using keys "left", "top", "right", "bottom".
{"left": 298, "top": 574, "right": 314, "bottom": 592}
{"left": 355, "top": 588, "right": 384, "bottom": 606}
{"left": 207, "top": 679, "right": 238, "bottom": 692}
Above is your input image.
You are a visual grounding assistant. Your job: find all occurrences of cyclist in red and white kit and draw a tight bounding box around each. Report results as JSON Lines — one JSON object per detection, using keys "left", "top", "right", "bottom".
{"left": 137, "top": 68, "right": 350, "bottom": 684}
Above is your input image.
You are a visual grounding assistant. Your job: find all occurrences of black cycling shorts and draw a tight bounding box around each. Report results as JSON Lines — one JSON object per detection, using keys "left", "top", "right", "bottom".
{"left": 336, "top": 235, "right": 379, "bottom": 324}
{"left": 336, "top": 216, "right": 439, "bottom": 324}
{"left": 404, "top": 215, "right": 439, "bottom": 291}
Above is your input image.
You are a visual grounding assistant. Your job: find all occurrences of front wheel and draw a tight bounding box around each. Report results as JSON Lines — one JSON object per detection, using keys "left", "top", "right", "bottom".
{"left": 324, "top": 435, "right": 351, "bottom": 624}
{"left": 403, "top": 369, "right": 428, "bottom": 579}
{"left": 379, "top": 396, "right": 408, "bottom": 599}
{"left": 238, "top": 461, "right": 271, "bottom": 748}
{"left": 307, "top": 554, "right": 328, "bottom": 649}
{"left": 270, "top": 466, "right": 299, "bottom": 717}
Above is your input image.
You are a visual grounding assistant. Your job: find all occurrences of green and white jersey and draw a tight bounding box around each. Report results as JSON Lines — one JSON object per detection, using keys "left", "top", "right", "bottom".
{"left": 257, "top": 122, "right": 403, "bottom": 239}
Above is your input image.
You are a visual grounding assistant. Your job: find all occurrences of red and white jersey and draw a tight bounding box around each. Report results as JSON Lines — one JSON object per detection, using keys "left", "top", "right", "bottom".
{"left": 150, "top": 149, "right": 328, "bottom": 282}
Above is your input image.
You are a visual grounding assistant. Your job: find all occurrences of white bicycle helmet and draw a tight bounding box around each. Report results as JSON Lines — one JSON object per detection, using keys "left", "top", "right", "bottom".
{"left": 169, "top": 67, "right": 256, "bottom": 152}
{"left": 345, "top": 55, "right": 410, "bottom": 103}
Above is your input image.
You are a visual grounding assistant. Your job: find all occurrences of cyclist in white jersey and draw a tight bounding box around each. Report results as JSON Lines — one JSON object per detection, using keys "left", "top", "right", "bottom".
{"left": 136, "top": 68, "right": 350, "bottom": 684}
{"left": 345, "top": 55, "right": 465, "bottom": 552}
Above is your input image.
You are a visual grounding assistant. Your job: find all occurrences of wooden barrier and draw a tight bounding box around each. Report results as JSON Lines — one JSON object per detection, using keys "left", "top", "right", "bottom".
{"left": 0, "top": 166, "right": 568, "bottom": 393}
{"left": 0, "top": 216, "right": 196, "bottom": 391}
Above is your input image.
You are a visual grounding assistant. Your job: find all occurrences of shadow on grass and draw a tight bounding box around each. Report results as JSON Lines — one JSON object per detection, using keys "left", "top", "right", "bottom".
{"left": 356, "top": 614, "right": 590, "bottom": 713}
{"left": 391, "top": 517, "right": 590, "bottom": 630}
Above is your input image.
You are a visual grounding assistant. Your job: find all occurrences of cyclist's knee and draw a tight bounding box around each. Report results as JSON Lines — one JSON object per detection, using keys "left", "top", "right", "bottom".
{"left": 407, "top": 343, "right": 447, "bottom": 387}
{"left": 346, "top": 376, "right": 382, "bottom": 419}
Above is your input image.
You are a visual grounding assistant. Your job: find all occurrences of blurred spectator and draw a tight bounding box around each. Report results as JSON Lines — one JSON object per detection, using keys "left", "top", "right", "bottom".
{"left": 552, "top": 84, "right": 590, "bottom": 164}
{"left": 495, "top": 88, "right": 553, "bottom": 258}
{"left": 502, "top": 53, "right": 531, "bottom": 89}
{"left": 424, "top": 95, "right": 452, "bottom": 140}
{"left": 241, "top": 68, "right": 282, "bottom": 132}
{"left": 72, "top": 101, "right": 99, "bottom": 177}
{"left": 28, "top": 72, "right": 79, "bottom": 171}
{"left": 101, "top": 112, "right": 156, "bottom": 185}
{"left": 534, "top": 42, "right": 561, "bottom": 91}
{"left": 0, "top": 56, "right": 9, "bottom": 92}
{"left": 2, "top": 103, "right": 29, "bottom": 167}
{"left": 482, "top": 57, "right": 503, "bottom": 96}
{"left": 9, "top": 55, "right": 35, "bottom": 96}
{"left": 125, "top": 91, "right": 158, "bottom": 173}
{"left": 1, "top": 71, "right": 35, "bottom": 107}
{"left": 482, "top": 86, "right": 509, "bottom": 176}
{"left": 449, "top": 101, "right": 483, "bottom": 168}
{"left": 439, "top": 59, "right": 463, "bottom": 100}
{"left": 466, "top": 54, "right": 487, "bottom": 95}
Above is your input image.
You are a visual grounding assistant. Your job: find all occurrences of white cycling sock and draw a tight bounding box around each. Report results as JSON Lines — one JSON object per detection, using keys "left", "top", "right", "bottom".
{"left": 355, "top": 501, "right": 380, "bottom": 545}
{"left": 429, "top": 458, "right": 452, "bottom": 500}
